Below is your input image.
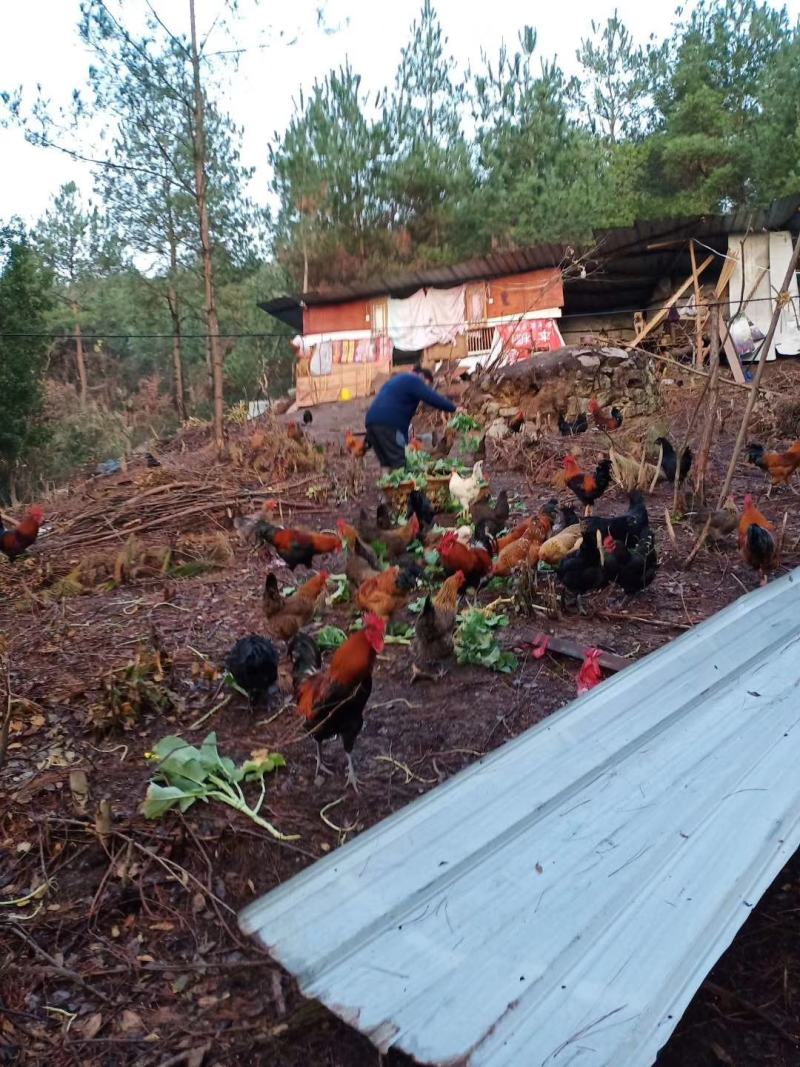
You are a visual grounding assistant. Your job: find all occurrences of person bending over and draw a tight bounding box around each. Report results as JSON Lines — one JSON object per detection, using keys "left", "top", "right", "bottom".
{"left": 364, "top": 365, "right": 456, "bottom": 469}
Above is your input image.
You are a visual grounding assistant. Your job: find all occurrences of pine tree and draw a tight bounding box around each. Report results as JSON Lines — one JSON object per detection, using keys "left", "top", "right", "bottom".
{"left": 270, "top": 62, "right": 386, "bottom": 288}
{"left": 33, "top": 182, "right": 116, "bottom": 406}
{"left": 640, "top": 0, "right": 790, "bottom": 212}
{"left": 572, "top": 13, "right": 661, "bottom": 143}
{"left": 0, "top": 224, "right": 53, "bottom": 500}
{"left": 382, "top": 0, "right": 473, "bottom": 261}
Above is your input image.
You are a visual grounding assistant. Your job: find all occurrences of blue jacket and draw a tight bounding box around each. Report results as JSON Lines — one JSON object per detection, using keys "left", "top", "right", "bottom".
{"left": 365, "top": 373, "right": 456, "bottom": 438}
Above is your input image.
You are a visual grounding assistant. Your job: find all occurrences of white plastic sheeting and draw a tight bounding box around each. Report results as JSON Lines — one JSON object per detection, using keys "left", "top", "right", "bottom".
{"left": 240, "top": 570, "right": 800, "bottom": 1066}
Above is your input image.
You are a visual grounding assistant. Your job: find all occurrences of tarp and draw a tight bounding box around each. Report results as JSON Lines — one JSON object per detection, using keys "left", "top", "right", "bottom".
{"left": 489, "top": 318, "right": 564, "bottom": 366}
{"left": 388, "top": 286, "right": 466, "bottom": 350}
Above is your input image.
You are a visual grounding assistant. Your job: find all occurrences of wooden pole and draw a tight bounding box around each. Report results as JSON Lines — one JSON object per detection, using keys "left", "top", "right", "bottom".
{"left": 715, "top": 232, "right": 800, "bottom": 510}
{"left": 72, "top": 304, "right": 88, "bottom": 406}
{"left": 629, "top": 256, "right": 714, "bottom": 347}
{"left": 689, "top": 240, "right": 704, "bottom": 368}
{"left": 692, "top": 302, "right": 720, "bottom": 504}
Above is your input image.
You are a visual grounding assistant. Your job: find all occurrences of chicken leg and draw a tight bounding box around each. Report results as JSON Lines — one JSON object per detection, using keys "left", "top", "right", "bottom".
{"left": 314, "top": 742, "right": 334, "bottom": 779}
{"left": 344, "top": 752, "right": 360, "bottom": 794}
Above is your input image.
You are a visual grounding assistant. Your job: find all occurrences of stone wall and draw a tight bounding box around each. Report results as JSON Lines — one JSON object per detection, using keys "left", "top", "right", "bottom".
{"left": 468, "top": 345, "right": 661, "bottom": 423}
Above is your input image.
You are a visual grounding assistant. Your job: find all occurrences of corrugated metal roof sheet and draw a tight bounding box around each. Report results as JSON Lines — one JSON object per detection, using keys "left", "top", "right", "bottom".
{"left": 240, "top": 569, "right": 800, "bottom": 1066}
{"left": 260, "top": 195, "right": 800, "bottom": 322}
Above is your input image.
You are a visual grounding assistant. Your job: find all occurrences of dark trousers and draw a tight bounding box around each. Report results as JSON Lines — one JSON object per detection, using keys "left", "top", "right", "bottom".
{"left": 365, "top": 424, "right": 406, "bottom": 469}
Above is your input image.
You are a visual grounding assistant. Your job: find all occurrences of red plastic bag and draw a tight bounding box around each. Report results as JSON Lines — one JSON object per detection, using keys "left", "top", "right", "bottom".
{"left": 577, "top": 648, "right": 604, "bottom": 694}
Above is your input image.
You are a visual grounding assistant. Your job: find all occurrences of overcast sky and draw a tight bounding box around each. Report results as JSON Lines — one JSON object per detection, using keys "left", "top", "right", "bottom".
{"left": 2, "top": 0, "right": 799, "bottom": 225}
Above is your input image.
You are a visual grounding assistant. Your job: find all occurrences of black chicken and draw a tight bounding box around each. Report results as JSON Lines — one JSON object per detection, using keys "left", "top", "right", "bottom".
{"left": 553, "top": 502, "right": 580, "bottom": 533}
{"left": 302, "top": 409, "right": 313, "bottom": 425}
{"left": 585, "top": 491, "right": 649, "bottom": 547}
{"left": 558, "top": 411, "right": 588, "bottom": 436}
{"left": 556, "top": 529, "right": 612, "bottom": 612}
{"left": 655, "top": 437, "right": 693, "bottom": 485}
{"left": 470, "top": 489, "right": 510, "bottom": 536}
{"left": 225, "top": 635, "right": 280, "bottom": 705}
{"left": 604, "top": 527, "right": 658, "bottom": 595}
{"left": 406, "top": 489, "right": 436, "bottom": 531}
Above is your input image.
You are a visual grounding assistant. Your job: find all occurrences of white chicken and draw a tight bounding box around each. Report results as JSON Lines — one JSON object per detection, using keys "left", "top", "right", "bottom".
{"left": 449, "top": 461, "right": 485, "bottom": 514}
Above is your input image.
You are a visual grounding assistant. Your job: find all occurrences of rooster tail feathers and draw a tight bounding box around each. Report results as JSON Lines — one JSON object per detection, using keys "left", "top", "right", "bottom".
{"left": 746, "top": 522, "right": 775, "bottom": 559}
{"left": 595, "top": 458, "right": 612, "bottom": 489}
{"left": 288, "top": 631, "right": 322, "bottom": 693}
{"left": 253, "top": 520, "right": 278, "bottom": 544}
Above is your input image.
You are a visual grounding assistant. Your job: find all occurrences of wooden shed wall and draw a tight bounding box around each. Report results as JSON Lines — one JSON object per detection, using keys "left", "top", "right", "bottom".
{"left": 303, "top": 299, "right": 370, "bottom": 334}
{"left": 486, "top": 269, "right": 564, "bottom": 317}
{"left": 295, "top": 359, "right": 390, "bottom": 406}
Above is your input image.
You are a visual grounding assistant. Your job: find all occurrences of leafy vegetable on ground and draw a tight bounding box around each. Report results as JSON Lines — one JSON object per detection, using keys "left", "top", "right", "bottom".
{"left": 315, "top": 625, "right": 348, "bottom": 650}
{"left": 142, "top": 732, "right": 295, "bottom": 840}
{"left": 454, "top": 608, "right": 519, "bottom": 673}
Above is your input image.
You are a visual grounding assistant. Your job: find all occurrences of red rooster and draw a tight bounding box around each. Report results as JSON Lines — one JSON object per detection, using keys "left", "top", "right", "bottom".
{"left": 508, "top": 410, "right": 525, "bottom": 434}
{"left": 292, "top": 613, "right": 386, "bottom": 790}
{"left": 588, "top": 399, "right": 623, "bottom": 432}
{"left": 563, "top": 455, "right": 612, "bottom": 515}
{"left": 738, "top": 494, "right": 776, "bottom": 586}
{"left": 0, "top": 506, "right": 44, "bottom": 561}
{"left": 344, "top": 429, "right": 368, "bottom": 458}
{"left": 255, "top": 521, "right": 340, "bottom": 571}
{"left": 438, "top": 530, "right": 493, "bottom": 589}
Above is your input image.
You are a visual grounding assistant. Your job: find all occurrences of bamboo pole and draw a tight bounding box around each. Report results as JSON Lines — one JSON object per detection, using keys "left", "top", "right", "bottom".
{"left": 692, "top": 303, "right": 721, "bottom": 504}
{"left": 689, "top": 240, "right": 704, "bottom": 368}
{"left": 629, "top": 256, "right": 714, "bottom": 347}
{"left": 715, "top": 232, "right": 800, "bottom": 510}
{"left": 685, "top": 233, "right": 800, "bottom": 569}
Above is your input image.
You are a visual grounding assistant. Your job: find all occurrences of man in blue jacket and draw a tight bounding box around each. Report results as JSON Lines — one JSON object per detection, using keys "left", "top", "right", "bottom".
{"left": 365, "top": 365, "right": 457, "bottom": 469}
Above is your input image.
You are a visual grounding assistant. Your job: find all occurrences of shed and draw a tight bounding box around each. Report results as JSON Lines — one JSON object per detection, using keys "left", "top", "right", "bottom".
{"left": 261, "top": 195, "right": 800, "bottom": 404}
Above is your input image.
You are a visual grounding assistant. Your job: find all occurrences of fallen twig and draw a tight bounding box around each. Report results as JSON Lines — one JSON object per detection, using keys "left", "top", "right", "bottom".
{"left": 319, "top": 796, "right": 358, "bottom": 835}
{"left": 0, "top": 657, "right": 11, "bottom": 771}
{"left": 375, "top": 755, "right": 438, "bottom": 785}
{"left": 596, "top": 611, "right": 693, "bottom": 631}
{"left": 5, "top": 923, "right": 111, "bottom": 1003}
{"left": 188, "top": 694, "right": 231, "bottom": 731}
{"left": 705, "top": 981, "right": 799, "bottom": 1047}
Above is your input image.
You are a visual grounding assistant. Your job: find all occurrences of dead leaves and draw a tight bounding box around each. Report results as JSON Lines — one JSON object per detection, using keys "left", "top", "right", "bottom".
{"left": 87, "top": 644, "right": 178, "bottom": 734}
{"left": 79, "top": 1012, "right": 104, "bottom": 1040}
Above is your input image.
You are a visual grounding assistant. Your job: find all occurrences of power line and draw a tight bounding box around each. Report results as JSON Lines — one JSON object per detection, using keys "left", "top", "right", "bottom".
{"left": 1, "top": 292, "right": 798, "bottom": 341}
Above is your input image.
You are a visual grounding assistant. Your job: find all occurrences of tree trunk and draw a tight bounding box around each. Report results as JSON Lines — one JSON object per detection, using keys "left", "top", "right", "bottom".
{"left": 189, "top": 0, "right": 225, "bottom": 458}
{"left": 72, "top": 303, "right": 88, "bottom": 406}
{"left": 692, "top": 303, "right": 720, "bottom": 504}
{"left": 165, "top": 181, "right": 187, "bottom": 422}
{"left": 167, "top": 284, "right": 187, "bottom": 421}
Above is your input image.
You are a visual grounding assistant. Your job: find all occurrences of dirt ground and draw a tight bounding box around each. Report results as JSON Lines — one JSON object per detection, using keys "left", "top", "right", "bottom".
{"left": 3, "top": 362, "right": 800, "bottom": 1066}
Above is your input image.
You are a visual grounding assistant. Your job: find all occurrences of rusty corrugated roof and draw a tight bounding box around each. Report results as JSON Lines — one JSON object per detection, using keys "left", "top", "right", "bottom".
{"left": 259, "top": 195, "right": 800, "bottom": 326}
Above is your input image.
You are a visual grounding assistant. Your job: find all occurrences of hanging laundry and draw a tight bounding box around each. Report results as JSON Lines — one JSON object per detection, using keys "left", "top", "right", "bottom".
{"left": 310, "top": 341, "right": 333, "bottom": 376}
{"left": 388, "top": 286, "right": 466, "bottom": 351}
